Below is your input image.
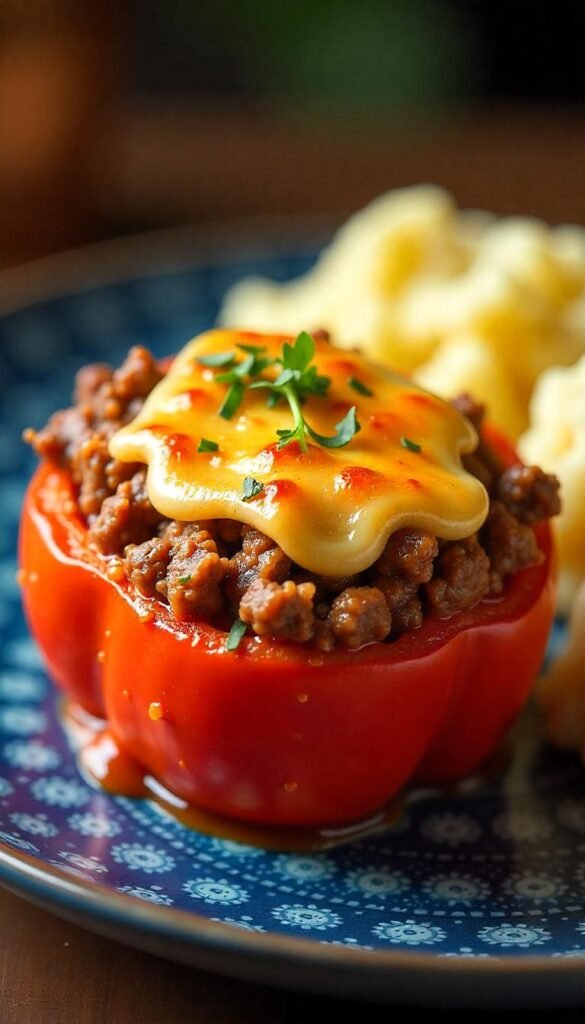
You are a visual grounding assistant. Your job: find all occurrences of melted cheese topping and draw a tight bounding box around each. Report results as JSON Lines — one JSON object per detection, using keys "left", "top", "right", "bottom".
{"left": 109, "top": 330, "right": 488, "bottom": 576}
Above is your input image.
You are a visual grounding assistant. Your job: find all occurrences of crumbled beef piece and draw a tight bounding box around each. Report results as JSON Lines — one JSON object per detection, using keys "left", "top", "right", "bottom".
{"left": 161, "top": 519, "right": 217, "bottom": 544}
{"left": 452, "top": 392, "right": 503, "bottom": 491}
{"left": 87, "top": 346, "right": 162, "bottom": 425}
{"left": 374, "top": 575, "right": 423, "bottom": 634}
{"left": 124, "top": 536, "right": 172, "bottom": 598}
{"left": 373, "top": 574, "right": 417, "bottom": 611}
{"left": 452, "top": 393, "right": 485, "bottom": 434}
{"left": 372, "top": 529, "right": 436, "bottom": 635}
{"left": 306, "top": 574, "right": 358, "bottom": 597}
{"left": 89, "top": 470, "right": 163, "bottom": 554}
{"left": 376, "top": 529, "right": 438, "bottom": 583}
{"left": 328, "top": 586, "right": 391, "bottom": 649}
{"left": 313, "top": 618, "right": 335, "bottom": 652}
{"left": 226, "top": 528, "right": 291, "bottom": 605}
{"left": 425, "top": 535, "right": 491, "bottom": 617}
{"left": 496, "top": 464, "right": 561, "bottom": 525}
{"left": 391, "top": 596, "right": 424, "bottom": 634}
{"left": 161, "top": 525, "right": 228, "bottom": 620}
{"left": 462, "top": 451, "right": 496, "bottom": 492}
{"left": 73, "top": 363, "right": 113, "bottom": 404}
{"left": 314, "top": 601, "right": 331, "bottom": 621}
{"left": 112, "top": 346, "right": 163, "bottom": 402}
{"left": 217, "top": 519, "right": 243, "bottom": 547}
{"left": 482, "top": 501, "right": 542, "bottom": 590}
{"left": 239, "top": 578, "right": 315, "bottom": 642}
{"left": 71, "top": 429, "right": 139, "bottom": 519}
{"left": 26, "top": 348, "right": 164, "bottom": 526}
{"left": 26, "top": 406, "right": 92, "bottom": 464}
{"left": 311, "top": 327, "right": 331, "bottom": 342}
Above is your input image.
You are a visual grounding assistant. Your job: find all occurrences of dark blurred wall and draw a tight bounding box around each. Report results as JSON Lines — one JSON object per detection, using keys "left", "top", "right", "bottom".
{"left": 126, "top": 0, "right": 479, "bottom": 111}
{"left": 2, "top": 0, "right": 585, "bottom": 269}
{"left": 125, "top": 0, "right": 585, "bottom": 109}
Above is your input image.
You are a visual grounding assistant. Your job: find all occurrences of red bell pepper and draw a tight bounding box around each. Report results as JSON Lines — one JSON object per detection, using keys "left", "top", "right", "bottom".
{"left": 19, "top": 431, "right": 556, "bottom": 829}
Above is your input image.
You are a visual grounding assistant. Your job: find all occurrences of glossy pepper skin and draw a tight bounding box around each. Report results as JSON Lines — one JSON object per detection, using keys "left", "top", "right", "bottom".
{"left": 19, "top": 434, "right": 556, "bottom": 828}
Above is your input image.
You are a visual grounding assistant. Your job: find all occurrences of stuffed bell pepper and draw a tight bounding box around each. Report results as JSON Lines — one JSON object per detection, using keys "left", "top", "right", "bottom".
{"left": 20, "top": 330, "right": 559, "bottom": 830}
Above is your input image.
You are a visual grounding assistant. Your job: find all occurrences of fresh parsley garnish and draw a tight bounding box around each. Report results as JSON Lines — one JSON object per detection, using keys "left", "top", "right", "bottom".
{"left": 401, "top": 436, "right": 422, "bottom": 453}
{"left": 178, "top": 575, "right": 192, "bottom": 585}
{"left": 348, "top": 376, "right": 373, "bottom": 397}
{"left": 197, "top": 438, "right": 219, "bottom": 453}
{"left": 226, "top": 617, "right": 247, "bottom": 651}
{"left": 242, "top": 477, "right": 264, "bottom": 502}
{"left": 251, "top": 332, "right": 360, "bottom": 452}
{"left": 199, "top": 331, "right": 361, "bottom": 450}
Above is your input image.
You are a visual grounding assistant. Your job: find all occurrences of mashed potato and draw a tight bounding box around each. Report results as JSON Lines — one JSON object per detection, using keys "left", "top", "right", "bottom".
{"left": 519, "top": 355, "right": 585, "bottom": 611}
{"left": 221, "top": 185, "right": 585, "bottom": 439}
{"left": 222, "top": 185, "right": 585, "bottom": 754}
{"left": 538, "top": 580, "right": 585, "bottom": 764}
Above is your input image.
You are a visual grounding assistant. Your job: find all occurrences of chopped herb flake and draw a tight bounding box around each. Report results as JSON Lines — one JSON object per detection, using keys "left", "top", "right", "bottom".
{"left": 226, "top": 618, "right": 247, "bottom": 651}
{"left": 218, "top": 379, "right": 245, "bottom": 419}
{"left": 242, "top": 477, "right": 264, "bottom": 502}
{"left": 237, "top": 342, "right": 268, "bottom": 355}
{"left": 348, "top": 376, "right": 373, "bottom": 397}
{"left": 178, "top": 575, "right": 192, "bottom": 585}
{"left": 401, "top": 436, "right": 422, "bottom": 453}
{"left": 196, "top": 351, "right": 235, "bottom": 367}
{"left": 197, "top": 438, "right": 219, "bottom": 453}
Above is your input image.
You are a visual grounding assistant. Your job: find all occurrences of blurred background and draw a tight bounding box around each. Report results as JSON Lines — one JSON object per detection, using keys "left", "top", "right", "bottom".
{"left": 2, "top": 0, "right": 585, "bottom": 269}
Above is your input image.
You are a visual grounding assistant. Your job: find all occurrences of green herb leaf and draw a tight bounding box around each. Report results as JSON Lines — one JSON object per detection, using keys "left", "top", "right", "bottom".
{"left": 307, "top": 406, "right": 361, "bottom": 449}
{"left": 348, "top": 376, "right": 373, "bottom": 397}
{"left": 197, "top": 351, "right": 235, "bottom": 368}
{"left": 214, "top": 368, "right": 238, "bottom": 384}
{"left": 197, "top": 438, "right": 219, "bottom": 453}
{"left": 271, "top": 367, "right": 298, "bottom": 388}
{"left": 242, "top": 477, "right": 264, "bottom": 501}
{"left": 226, "top": 618, "right": 247, "bottom": 651}
{"left": 218, "top": 380, "right": 245, "bottom": 419}
{"left": 216, "top": 349, "right": 273, "bottom": 385}
{"left": 266, "top": 390, "right": 281, "bottom": 409}
{"left": 400, "top": 436, "right": 422, "bottom": 453}
{"left": 178, "top": 575, "right": 192, "bottom": 585}
{"left": 296, "top": 365, "right": 330, "bottom": 398}
{"left": 276, "top": 425, "right": 305, "bottom": 451}
{"left": 237, "top": 342, "right": 268, "bottom": 355}
{"left": 281, "top": 331, "right": 315, "bottom": 373}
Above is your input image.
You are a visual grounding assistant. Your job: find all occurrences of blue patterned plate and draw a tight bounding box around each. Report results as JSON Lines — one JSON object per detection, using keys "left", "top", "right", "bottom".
{"left": 1, "top": 226, "right": 584, "bottom": 1008}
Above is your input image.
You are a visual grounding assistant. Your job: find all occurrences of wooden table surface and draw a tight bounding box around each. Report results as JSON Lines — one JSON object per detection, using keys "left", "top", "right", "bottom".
{"left": 3, "top": 104, "right": 585, "bottom": 1018}
{"left": 2, "top": 885, "right": 584, "bottom": 1024}
{"left": 0, "top": 887, "right": 409, "bottom": 1023}
{"left": 0, "top": 886, "right": 365, "bottom": 1024}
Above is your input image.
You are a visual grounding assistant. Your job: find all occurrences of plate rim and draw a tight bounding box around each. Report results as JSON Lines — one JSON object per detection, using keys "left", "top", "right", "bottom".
{"left": 1, "top": 843, "right": 583, "bottom": 980}
{"left": 0, "top": 213, "right": 335, "bottom": 317}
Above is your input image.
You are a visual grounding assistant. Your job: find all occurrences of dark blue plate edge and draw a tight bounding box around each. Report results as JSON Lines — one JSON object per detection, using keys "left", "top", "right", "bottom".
{"left": 0, "top": 214, "right": 336, "bottom": 317}
{"left": 1, "top": 846, "right": 585, "bottom": 1009}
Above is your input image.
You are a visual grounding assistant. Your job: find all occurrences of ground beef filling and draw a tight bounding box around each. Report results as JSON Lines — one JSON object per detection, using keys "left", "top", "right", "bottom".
{"left": 27, "top": 351, "right": 561, "bottom": 651}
